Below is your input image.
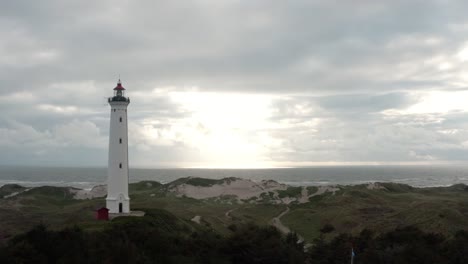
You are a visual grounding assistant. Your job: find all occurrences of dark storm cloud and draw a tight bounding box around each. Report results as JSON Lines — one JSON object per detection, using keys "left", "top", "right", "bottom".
{"left": 2, "top": 0, "right": 468, "bottom": 93}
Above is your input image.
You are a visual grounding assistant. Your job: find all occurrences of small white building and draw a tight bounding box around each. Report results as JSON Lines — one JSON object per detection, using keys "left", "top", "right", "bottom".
{"left": 106, "top": 80, "right": 130, "bottom": 213}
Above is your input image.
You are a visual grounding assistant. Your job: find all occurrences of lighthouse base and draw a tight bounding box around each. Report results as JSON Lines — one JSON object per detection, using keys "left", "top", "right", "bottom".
{"left": 109, "top": 210, "right": 145, "bottom": 220}
{"left": 106, "top": 196, "right": 130, "bottom": 213}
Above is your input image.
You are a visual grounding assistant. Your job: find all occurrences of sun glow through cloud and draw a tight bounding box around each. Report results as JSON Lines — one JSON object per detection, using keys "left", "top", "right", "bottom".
{"left": 133, "top": 90, "right": 279, "bottom": 168}
{"left": 407, "top": 91, "right": 468, "bottom": 114}
{"left": 170, "top": 91, "right": 276, "bottom": 168}
{"left": 380, "top": 90, "right": 468, "bottom": 119}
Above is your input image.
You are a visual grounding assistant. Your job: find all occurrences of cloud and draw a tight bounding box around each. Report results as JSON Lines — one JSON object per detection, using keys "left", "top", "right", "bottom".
{"left": 2, "top": 1, "right": 468, "bottom": 167}
{"left": 53, "top": 119, "right": 107, "bottom": 148}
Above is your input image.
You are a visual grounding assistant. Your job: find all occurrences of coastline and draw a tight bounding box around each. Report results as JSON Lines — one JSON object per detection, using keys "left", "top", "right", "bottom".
{"left": 1, "top": 164, "right": 468, "bottom": 190}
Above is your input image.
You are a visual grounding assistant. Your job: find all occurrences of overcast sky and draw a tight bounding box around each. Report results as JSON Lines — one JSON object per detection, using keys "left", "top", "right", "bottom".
{"left": 2, "top": 0, "right": 468, "bottom": 168}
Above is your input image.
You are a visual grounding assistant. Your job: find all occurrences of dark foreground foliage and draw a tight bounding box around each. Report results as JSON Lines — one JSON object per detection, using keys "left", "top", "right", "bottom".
{"left": 0, "top": 209, "right": 467, "bottom": 264}
{"left": 0, "top": 209, "right": 304, "bottom": 264}
{"left": 309, "top": 226, "right": 468, "bottom": 264}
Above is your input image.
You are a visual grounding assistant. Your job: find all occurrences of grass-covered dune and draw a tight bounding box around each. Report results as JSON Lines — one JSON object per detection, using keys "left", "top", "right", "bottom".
{"left": 1, "top": 178, "right": 468, "bottom": 244}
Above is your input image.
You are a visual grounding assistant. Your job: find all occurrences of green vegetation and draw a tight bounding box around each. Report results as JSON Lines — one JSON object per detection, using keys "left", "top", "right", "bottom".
{"left": 129, "top": 180, "right": 162, "bottom": 192}
{"left": 378, "top": 182, "right": 415, "bottom": 193}
{"left": 1, "top": 217, "right": 467, "bottom": 263}
{"left": 0, "top": 184, "right": 26, "bottom": 198}
{"left": 1, "top": 179, "right": 468, "bottom": 249}
{"left": 24, "top": 186, "right": 78, "bottom": 204}
{"left": 0, "top": 212, "right": 305, "bottom": 264}
{"left": 308, "top": 227, "right": 468, "bottom": 264}
{"left": 279, "top": 183, "right": 468, "bottom": 242}
{"left": 1, "top": 179, "right": 468, "bottom": 262}
{"left": 230, "top": 205, "right": 287, "bottom": 226}
{"left": 306, "top": 186, "right": 318, "bottom": 194}
{"left": 168, "top": 177, "right": 237, "bottom": 187}
{"left": 277, "top": 187, "right": 302, "bottom": 198}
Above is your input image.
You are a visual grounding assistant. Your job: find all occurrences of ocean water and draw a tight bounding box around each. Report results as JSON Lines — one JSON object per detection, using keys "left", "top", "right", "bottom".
{"left": 1, "top": 165, "right": 468, "bottom": 189}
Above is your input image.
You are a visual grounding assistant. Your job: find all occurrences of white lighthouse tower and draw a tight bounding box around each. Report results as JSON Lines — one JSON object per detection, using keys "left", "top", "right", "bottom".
{"left": 106, "top": 79, "right": 130, "bottom": 213}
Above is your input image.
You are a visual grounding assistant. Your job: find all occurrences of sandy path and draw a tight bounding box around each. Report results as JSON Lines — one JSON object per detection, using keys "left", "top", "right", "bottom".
{"left": 271, "top": 207, "right": 306, "bottom": 244}
{"left": 298, "top": 186, "right": 309, "bottom": 203}
{"left": 310, "top": 186, "right": 339, "bottom": 197}
{"left": 191, "top": 215, "right": 201, "bottom": 224}
{"left": 271, "top": 207, "right": 290, "bottom": 234}
{"left": 3, "top": 188, "right": 31, "bottom": 199}
{"left": 225, "top": 208, "right": 238, "bottom": 218}
{"left": 71, "top": 185, "right": 107, "bottom": 200}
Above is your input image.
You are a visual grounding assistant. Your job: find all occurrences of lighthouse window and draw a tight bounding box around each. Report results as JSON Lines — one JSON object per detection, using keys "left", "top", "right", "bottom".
{"left": 119, "top": 163, "right": 122, "bottom": 169}
{"left": 119, "top": 138, "right": 122, "bottom": 144}
{"left": 119, "top": 117, "right": 122, "bottom": 122}
{"left": 114, "top": 109, "right": 116, "bottom": 112}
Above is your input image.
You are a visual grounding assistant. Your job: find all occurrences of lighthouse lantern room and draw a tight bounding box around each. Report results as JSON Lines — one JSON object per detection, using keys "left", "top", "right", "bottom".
{"left": 106, "top": 79, "right": 130, "bottom": 213}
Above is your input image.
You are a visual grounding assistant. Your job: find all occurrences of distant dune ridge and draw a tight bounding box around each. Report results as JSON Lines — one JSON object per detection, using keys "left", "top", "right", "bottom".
{"left": 169, "top": 177, "right": 287, "bottom": 200}
{"left": 70, "top": 185, "right": 107, "bottom": 200}
{"left": 0, "top": 177, "right": 412, "bottom": 205}
{"left": 57, "top": 177, "right": 344, "bottom": 204}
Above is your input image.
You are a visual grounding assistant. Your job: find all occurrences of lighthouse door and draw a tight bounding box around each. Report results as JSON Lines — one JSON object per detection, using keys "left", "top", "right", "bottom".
{"left": 118, "top": 194, "right": 124, "bottom": 213}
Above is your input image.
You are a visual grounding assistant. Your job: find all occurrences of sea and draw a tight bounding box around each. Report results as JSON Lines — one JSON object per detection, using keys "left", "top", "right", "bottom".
{"left": 1, "top": 165, "right": 468, "bottom": 190}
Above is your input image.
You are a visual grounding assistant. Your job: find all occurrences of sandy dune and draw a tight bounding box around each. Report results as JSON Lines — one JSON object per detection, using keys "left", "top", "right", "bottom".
{"left": 170, "top": 178, "right": 288, "bottom": 200}
{"left": 169, "top": 178, "right": 343, "bottom": 204}
{"left": 68, "top": 178, "right": 343, "bottom": 204}
{"left": 71, "top": 185, "right": 107, "bottom": 200}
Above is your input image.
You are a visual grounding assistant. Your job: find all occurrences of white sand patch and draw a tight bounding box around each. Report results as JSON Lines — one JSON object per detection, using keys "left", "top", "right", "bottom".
{"left": 271, "top": 207, "right": 290, "bottom": 234}
{"left": 225, "top": 208, "right": 238, "bottom": 218}
{"left": 171, "top": 178, "right": 287, "bottom": 200}
{"left": 280, "top": 197, "right": 297, "bottom": 205}
{"left": 4, "top": 191, "right": 19, "bottom": 199}
{"left": 191, "top": 215, "right": 202, "bottom": 224}
{"left": 3, "top": 188, "right": 31, "bottom": 199}
{"left": 298, "top": 186, "right": 309, "bottom": 204}
{"left": 3, "top": 192, "right": 20, "bottom": 198}
{"left": 366, "top": 182, "right": 386, "bottom": 190}
{"left": 71, "top": 185, "right": 107, "bottom": 200}
{"left": 170, "top": 178, "right": 344, "bottom": 204}
{"left": 310, "top": 186, "right": 340, "bottom": 197}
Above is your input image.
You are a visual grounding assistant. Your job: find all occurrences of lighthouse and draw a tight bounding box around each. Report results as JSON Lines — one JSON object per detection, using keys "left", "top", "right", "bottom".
{"left": 106, "top": 79, "right": 130, "bottom": 213}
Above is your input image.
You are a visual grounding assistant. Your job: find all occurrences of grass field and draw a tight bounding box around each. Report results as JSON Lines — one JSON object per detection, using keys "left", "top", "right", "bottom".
{"left": 1, "top": 180, "right": 468, "bottom": 243}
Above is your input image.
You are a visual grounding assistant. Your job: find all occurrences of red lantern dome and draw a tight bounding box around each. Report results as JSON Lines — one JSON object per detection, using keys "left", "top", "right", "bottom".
{"left": 114, "top": 79, "right": 125, "bottom": 90}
